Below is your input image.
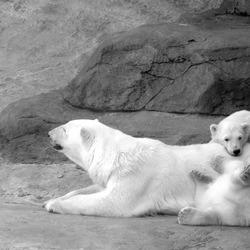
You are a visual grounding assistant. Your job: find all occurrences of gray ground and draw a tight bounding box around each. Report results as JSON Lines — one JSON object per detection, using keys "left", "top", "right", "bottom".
{"left": 1, "top": 161, "right": 250, "bottom": 250}
{"left": 1, "top": 198, "right": 250, "bottom": 250}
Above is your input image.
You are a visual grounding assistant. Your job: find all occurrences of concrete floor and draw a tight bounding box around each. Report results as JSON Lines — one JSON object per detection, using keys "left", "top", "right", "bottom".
{"left": 1, "top": 199, "right": 250, "bottom": 250}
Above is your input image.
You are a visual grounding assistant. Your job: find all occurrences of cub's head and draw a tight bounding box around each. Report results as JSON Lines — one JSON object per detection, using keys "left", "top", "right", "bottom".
{"left": 48, "top": 119, "right": 108, "bottom": 168}
{"left": 210, "top": 123, "right": 249, "bottom": 156}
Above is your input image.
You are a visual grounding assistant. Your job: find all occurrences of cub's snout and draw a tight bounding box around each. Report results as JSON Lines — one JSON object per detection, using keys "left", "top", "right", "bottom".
{"left": 233, "top": 149, "right": 241, "bottom": 156}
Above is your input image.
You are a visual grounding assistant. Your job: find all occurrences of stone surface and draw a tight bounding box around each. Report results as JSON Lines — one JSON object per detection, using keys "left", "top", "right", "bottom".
{"left": 0, "top": 0, "right": 224, "bottom": 112}
{"left": 0, "top": 159, "right": 91, "bottom": 202}
{"left": 0, "top": 89, "right": 222, "bottom": 163}
{"left": 2, "top": 0, "right": 247, "bottom": 114}
{"left": 63, "top": 13, "right": 250, "bottom": 115}
{"left": 221, "top": 0, "right": 250, "bottom": 15}
{"left": 1, "top": 198, "right": 250, "bottom": 250}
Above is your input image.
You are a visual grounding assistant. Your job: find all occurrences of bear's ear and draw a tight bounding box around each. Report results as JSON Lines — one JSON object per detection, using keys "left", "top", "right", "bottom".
{"left": 241, "top": 123, "right": 249, "bottom": 133}
{"left": 80, "top": 128, "right": 94, "bottom": 145}
{"left": 210, "top": 124, "right": 218, "bottom": 136}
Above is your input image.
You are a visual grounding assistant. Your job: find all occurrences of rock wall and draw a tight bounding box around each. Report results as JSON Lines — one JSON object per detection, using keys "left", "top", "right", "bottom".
{"left": 1, "top": 0, "right": 249, "bottom": 112}
{"left": 0, "top": 88, "right": 221, "bottom": 163}
{"left": 63, "top": 16, "right": 250, "bottom": 115}
{"left": 0, "top": 0, "right": 224, "bottom": 112}
{"left": 0, "top": 1, "right": 250, "bottom": 163}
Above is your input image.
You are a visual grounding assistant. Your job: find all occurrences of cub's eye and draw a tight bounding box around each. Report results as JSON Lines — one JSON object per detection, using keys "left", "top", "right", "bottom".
{"left": 224, "top": 138, "right": 229, "bottom": 142}
{"left": 239, "top": 136, "right": 242, "bottom": 140}
{"left": 63, "top": 128, "right": 66, "bottom": 133}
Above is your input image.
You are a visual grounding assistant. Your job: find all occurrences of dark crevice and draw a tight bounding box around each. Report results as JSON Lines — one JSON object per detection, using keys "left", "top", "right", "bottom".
{"left": 141, "top": 71, "right": 173, "bottom": 80}
{"left": 143, "top": 81, "right": 174, "bottom": 110}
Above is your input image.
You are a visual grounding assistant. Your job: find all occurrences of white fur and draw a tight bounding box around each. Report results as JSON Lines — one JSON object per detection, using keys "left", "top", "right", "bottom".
{"left": 210, "top": 110, "right": 250, "bottom": 156}
{"left": 178, "top": 151, "right": 250, "bottom": 226}
{"left": 44, "top": 119, "right": 250, "bottom": 217}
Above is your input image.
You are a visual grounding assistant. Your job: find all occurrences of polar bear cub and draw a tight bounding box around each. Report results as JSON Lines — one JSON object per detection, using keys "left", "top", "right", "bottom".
{"left": 210, "top": 110, "right": 250, "bottom": 156}
{"left": 178, "top": 157, "right": 250, "bottom": 226}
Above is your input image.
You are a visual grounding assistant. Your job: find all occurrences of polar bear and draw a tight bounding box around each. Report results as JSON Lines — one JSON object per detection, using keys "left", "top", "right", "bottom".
{"left": 43, "top": 119, "right": 250, "bottom": 217}
{"left": 210, "top": 110, "right": 250, "bottom": 156}
{"left": 178, "top": 155, "right": 250, "bottom": 226}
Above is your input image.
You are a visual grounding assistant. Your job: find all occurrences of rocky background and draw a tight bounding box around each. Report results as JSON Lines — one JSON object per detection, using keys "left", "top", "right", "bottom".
{"left": 1, "top": 0, "right": 250, "bottom": 165}
{"left": 1, "top": 1, "right": 250, "bottom": 248}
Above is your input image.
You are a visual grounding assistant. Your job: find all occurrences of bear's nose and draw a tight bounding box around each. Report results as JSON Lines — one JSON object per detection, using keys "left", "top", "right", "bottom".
{"left": 233, "top": 149, "right": 241, "bottom": 156}
{"left": 48, "top": 132, "right": 51, "bottom": 138}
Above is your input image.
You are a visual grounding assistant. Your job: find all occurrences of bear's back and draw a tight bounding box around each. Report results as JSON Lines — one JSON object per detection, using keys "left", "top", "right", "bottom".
{"left": 220, "top": 110, "right": 250, "bottom": 125}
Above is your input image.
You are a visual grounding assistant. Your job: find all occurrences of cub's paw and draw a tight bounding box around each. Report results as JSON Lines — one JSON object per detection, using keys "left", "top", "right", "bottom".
{"left": 211, "top": 156, "right": 224, "bottom": 174}
{"left": 190, "top": 170, "right": 213, "bottom": 183}
{"left": 178, "top": 206, "right": 196, "bottom": 225}
{"left": 240, "top": 164, "right": 250, "bottom": 182}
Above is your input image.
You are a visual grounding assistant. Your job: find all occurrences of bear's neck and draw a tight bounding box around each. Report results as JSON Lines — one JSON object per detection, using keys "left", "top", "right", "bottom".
{"left": 87, "top": 139, "right": 119, "bottom": 187}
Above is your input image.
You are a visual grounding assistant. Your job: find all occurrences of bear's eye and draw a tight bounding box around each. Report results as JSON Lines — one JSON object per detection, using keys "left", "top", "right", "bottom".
{"left": 224, "top": 138, "right": 229, "bottom": 142}
{"left": 239, "top": 136, "right": 242, "bottom": 140}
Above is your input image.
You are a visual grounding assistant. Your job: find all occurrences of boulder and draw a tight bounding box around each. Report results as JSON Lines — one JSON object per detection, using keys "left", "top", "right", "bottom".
{"left": 63, "top": 12, "right": 250, "bottom": 115}
{"left": 221, "top": 0, "right": 250, "bottom": 15}
{"left": 0, "top": 0, "right": 224, "bottom": 112}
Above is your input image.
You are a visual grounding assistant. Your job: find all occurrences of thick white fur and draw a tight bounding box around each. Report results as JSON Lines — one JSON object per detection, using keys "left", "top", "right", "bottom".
{"left": 210, "top": 110, "right": 250, "bottom": 156}
{"left": 178, "top": 150, "right": 250, "bottom": 226}
{"left": 44, "top": 119, "right": 250, "bottom": 217}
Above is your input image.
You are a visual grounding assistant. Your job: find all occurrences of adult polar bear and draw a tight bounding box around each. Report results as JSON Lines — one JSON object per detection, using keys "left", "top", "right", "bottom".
{"left": 44, "top": 119, "right": 250, "bottom": 217}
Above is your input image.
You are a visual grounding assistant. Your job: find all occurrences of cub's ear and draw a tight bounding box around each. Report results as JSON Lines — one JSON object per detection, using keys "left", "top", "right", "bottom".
{"left": 80, "top": 128, "right": 94, "bottom": 145}
{"left": 210, "top": 124, "right": 218, "bottom": 136}
{"left": 241, "top": 123, "right": 249, "bottom": 133}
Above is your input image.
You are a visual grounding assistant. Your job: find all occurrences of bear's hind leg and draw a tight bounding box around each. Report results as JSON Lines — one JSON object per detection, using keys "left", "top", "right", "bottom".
{"left": 178, "top": 206, "right": 218, "bottom": 226}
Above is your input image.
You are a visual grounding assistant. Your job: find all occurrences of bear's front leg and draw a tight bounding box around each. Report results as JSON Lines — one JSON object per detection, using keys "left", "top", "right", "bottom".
{"left": 42, "top": 184, "right": 103, "bottom": 208}
{"left": 44, "top": 190, "right": 130, "bottom": 217}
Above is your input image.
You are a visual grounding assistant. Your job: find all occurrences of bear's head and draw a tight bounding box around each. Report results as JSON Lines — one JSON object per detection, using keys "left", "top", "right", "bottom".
{"left": 48, "top": 119, "right": 112, "bottom": 169}
{"left": 210, "top": 123, "right": 249, "bottom": 157}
